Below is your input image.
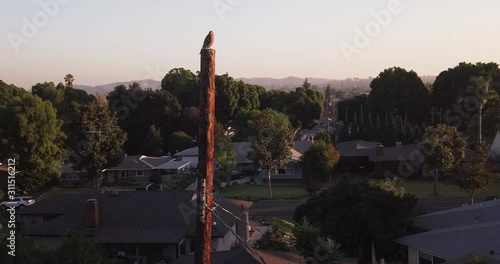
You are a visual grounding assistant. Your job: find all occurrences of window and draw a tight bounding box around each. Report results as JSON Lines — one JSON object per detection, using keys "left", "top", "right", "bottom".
{"left": 419, "top": 252, "right": 432, "bottom": 264}
{"left": 419, "top": 252, "right": 446, "bottom": 264}
{"left": 433, "top": 257, "right": 446, "bottom": 264}
{"left": 118, "top": 171, "right": 128, "bottom": 178}
{"left": 136, "top": 170, "right": 144, "bottom": 177}
{"left": 277, "top": 169, "right": 286, "bottom": 175}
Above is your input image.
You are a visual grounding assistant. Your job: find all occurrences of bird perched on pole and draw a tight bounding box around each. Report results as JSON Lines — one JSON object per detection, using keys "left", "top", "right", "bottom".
{"left": 201, "top": 31, "right": 214, "bottom": 52}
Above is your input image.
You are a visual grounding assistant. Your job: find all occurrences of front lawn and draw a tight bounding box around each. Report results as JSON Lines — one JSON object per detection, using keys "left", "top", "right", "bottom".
{"left": 218, "top": 184, "right": 309, "bottom": 200}
{"left": 396, "top": 179, "right": 500, "bottom": 198}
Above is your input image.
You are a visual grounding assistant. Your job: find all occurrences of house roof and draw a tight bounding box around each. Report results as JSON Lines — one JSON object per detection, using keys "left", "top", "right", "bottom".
{"left": 336, "top": 140, "right": 380, "bottom": 156}
{"left": 175, "top": 148, "right": 199, "bottom": 157}
{"left": 140, "top": 156, "right": 174, "bottom": 167}
{"left": 397, "top": 221, "right": 500, "bottom": 260}
{"left": 61, "top": 163, "right": 80, "bottom": 174}
{"left": 22, "top": 191, "right": 192, "bottom": 244}
{"left": 20, "top": 191, "right": 247, "bottom": 244}
{"left": 173, "top": 249, "right": 262, "bottom": 264}
{"left": 293, "top": 141, "right": 312, "bottom": 155}
{"left": 336, "top": 141, "right": 423, "bottom": 162}
{"left": 177, "top": 142, "right": 305, "bottom": 164}
{"left": 410, "top": 199, "right": 500, "bottom": 231}
{"left": 371, "top": 144, "right": 422, "bottom": 162}
{"left": 104, "top": 155, "right": 184, "bottom": 171}
{"left": 104, "top": 155, "right": 153, "bottom": 171}
{"left": 155, "top": 160, "right": 191, "bottom": 170}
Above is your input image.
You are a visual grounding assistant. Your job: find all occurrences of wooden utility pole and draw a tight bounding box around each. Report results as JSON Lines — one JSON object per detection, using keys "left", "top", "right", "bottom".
{"left": 194, "top": 32, "right": 216, "bottom": 264}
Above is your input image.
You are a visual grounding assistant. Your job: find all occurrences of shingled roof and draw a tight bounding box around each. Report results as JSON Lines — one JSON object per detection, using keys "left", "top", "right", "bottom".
{"left": 398, "top": 199, "right": 500, "bottom": 262}
{"left": 397, "top": 221, "right": 500, "bottom": 261}
{"left": 410, "top": 199, "right": 500, "bottom": 231}
{"left": 20, "top": 191, "right": 244, "bottom": 244}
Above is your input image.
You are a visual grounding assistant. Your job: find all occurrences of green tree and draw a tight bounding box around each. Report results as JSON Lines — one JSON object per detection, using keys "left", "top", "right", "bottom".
{"left": 70, "top": 101, "right": 126, "bottom": 183}
{"left": 214, "top": 136, "right": 236, "bottom": 185}
{"left": 139, "top": 125, "right": 164, "bottom": 156}
{"left": 314, "top": 129, "right": 333, "bottom": 144}
{"left": 107, "top": 84, "right": 181, "bottom": 154}
{"left": 301, "top": 141, "right": 339, "bottom": 183}
{"left": 294, "top": 179, "right": 417, "bottom": 264}
{"left": 161, "top": 67, "right": 199, "bottom": 107}
{"left": 64, "top": 74, "right": 75, "bottom": 88}
{"left": 54, "top": 235, "right": 109, "bottom": 264}
{"left": 32, "top": 80, "right": 96, "bottom": 146}
{"left": 232, "top": 109, "right": 261, "bottom": 141}
{"left": 167, "top": 131, "right": 194, "bottom": 154}
{"left": 31, "top": 82, "right": 65, "bottom": 106}
{"left": 260, "top": 90, "right": 288, "bottom": 113}
{"left": 0, "top": 81, "right": 65, "bottom": 193}
{"left": 303, "top": 78, "right": 312, "bottom": 89}
{"left": 468, "top": 76, "right": 497, "bottom": 143}
{"left": 447, "top": 143, "right": 499, "bottom": 204}
{"left": 287, "top": 87, "right": 324, "bottom": 128}
{"left": 180, "top": 106, "right": 200, "bottom": 139}
{"left": 369, "top": 67, "right": 431, "bottom": 125}
{"left": 294, "top": 220, "right": 323, "bottom": 258}
{"left": 421, "top": 124, "right": 467, "bottom": 196}
{"left": 432, "top": 62, "right": 500, "bottom": 113}
{"left": 248, "top": 109, "right": 294, "bottom": 198}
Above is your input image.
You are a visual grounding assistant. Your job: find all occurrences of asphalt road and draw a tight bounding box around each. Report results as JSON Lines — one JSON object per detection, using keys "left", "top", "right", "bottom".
{"left": 248, "top": 199, "right": 306, "bottom": 221}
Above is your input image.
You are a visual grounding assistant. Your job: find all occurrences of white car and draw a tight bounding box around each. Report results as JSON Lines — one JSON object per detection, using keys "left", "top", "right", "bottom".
{"left": 0, "top": 196, "right": 35, "bottom": 209}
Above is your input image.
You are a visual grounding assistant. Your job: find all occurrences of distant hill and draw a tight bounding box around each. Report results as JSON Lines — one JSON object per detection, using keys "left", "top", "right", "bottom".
{"left": 73, "top": 75, "right": 437, "bottom": 95}
{"left": 240, "top": 76, "right": 373, "bottom": 91}
{"left": 74, "top": 79, "right": 161, "bottom": 95}
{"left": 240, "top": 75, "right": 436, "bottom": 91}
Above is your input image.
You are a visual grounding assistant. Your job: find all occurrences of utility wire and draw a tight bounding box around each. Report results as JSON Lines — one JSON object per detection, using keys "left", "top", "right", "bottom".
{"left": 212, "top": 205, "right": 268, "bottom": 264}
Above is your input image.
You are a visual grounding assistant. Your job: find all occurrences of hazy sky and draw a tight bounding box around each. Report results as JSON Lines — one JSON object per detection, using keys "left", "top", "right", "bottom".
{"left": 1, "top": 0, "right": 500, "bottom": 89}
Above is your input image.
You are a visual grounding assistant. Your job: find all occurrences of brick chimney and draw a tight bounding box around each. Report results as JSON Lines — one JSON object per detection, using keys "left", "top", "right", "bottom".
{"left": 376, "top": 144, "right": 384, "bottom": 156}
{"left": 84, "top": 199, "right": 100, "bottom": 227}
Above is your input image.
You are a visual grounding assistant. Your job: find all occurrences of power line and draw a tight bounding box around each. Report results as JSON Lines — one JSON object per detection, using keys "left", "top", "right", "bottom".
{"left": 212, "top": 204, "right": 268, "bottom": 264}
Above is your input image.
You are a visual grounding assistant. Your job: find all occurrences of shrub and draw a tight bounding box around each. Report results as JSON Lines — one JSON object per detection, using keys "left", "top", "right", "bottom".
{"left": 253, "top": 218, "right": 296, "bottom": 251}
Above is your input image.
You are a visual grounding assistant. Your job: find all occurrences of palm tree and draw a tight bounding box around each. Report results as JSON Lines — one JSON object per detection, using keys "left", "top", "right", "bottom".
{"left": 469, "top": 76, "right": 496, "bottom": 143}
{"left": 305, "top": 237, "right": 345, "bottom": 264}
{"left": 64, "top": 74, "right": 75, "bottom": 88}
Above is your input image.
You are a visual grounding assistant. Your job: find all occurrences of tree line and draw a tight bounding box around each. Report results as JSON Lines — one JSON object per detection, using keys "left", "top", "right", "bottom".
{"left": 0, "top": 69, "right": 324, "bottom": 194}
{"left": 336, "top": 62, "right": 500, "bottom": 145}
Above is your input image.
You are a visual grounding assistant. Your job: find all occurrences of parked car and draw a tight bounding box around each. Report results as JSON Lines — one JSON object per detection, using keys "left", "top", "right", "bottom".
{"left": 0, "top": 196, "right": 36, "bottom": 209}
{"left": 135, "top": 183, "right": 158, "bottom": 191}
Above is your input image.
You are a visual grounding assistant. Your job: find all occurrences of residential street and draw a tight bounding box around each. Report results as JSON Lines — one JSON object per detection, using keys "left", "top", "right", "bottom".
{"left": 248, "top": 199, "right": 306, "bottom": 222}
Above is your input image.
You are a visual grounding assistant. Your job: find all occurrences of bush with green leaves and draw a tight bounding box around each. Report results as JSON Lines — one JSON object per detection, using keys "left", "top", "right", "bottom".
{"left": 254, "top": 218, "right": 295, "bottom": 251}
{"left": 166, "top": 171, "right": 195, "bottom": 190}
